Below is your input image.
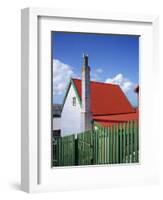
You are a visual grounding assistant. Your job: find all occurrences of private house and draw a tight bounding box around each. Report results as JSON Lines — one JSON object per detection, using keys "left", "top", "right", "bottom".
{"left": 60, "top": 55, "right": 138, "bottom": 137}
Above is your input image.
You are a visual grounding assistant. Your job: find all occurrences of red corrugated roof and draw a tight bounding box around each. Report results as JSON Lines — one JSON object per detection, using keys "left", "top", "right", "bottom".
{"left": 72, "top": 78, "right": 135, "bottom": 115}
{"left": 93, "top": 112, "right": 138, "bottom": 127}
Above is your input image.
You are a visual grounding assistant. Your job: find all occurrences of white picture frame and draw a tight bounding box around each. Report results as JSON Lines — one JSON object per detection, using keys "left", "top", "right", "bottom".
{"left": 21, "top": 7, "right": 159, "bottom": 193}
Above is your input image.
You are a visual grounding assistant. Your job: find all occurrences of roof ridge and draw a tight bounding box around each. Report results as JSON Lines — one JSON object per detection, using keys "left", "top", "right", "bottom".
{"left": 72, "top": 78, "right": 118, "bottom": 86}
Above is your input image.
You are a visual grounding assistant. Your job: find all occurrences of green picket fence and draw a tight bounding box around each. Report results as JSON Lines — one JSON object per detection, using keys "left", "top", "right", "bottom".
{"left": 77, "top": 130, "right": 93, "bottom": 165}
{"left": 53, "top": 134, "right": 75, "bottom": 166}
{"left": 93, "top": 120, "right": 139, "bottom": 164}
{"left": 52, "top": 120, "right": 139, "bottom": 166}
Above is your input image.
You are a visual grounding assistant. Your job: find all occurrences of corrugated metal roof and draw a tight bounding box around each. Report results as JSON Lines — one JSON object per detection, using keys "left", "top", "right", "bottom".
{"left": 93, "top": 112, "right": 138, "bottom": 127}
{"left": 72, "top": 78, "right": 135, "bottom": 115}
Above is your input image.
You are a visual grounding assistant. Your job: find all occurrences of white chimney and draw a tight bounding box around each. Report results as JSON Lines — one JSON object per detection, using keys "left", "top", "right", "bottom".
{"left": 80, "top": 54, "right": 92, "bottom": 131}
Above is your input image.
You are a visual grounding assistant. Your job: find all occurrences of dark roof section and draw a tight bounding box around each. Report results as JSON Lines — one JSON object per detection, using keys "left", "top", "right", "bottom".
{"left": 72, "top": 78, "right": 135, "bottom": 115}
{"left": 52, "top": 104, "right": 62, "bottom": 117}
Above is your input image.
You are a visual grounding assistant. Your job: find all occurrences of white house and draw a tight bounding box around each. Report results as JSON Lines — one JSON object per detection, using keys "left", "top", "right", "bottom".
{"left": 61, "top": 54, "right": 92, "bottom": 137}
{"left": 60, "top": 55, "right": 137, "bottom": 137}
{"left": 61, "top": 80, "right": 82, "bottom": 136}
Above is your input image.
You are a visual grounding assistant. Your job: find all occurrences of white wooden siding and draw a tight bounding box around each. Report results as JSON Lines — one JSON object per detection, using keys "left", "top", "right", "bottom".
{"left": 61, "top": 84, "right": 81, "bottom": 136}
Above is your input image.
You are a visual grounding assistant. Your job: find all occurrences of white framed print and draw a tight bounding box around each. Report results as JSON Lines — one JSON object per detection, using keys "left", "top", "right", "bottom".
{"left": 21, "top": 7, "right": 159, "bottom": 193}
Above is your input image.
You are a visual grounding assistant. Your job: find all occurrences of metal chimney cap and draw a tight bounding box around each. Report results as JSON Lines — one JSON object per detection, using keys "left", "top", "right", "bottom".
{"left": 83, "top": 53, "right": 89, "bottom": 58}
{"left": 83, "top": 53, "right": 89, "bottom": 66}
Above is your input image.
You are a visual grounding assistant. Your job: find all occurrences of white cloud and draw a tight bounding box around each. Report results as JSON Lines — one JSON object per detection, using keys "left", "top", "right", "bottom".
{"left": 105, "top": 73, "right": 135, "bottom": 93}
{"left": 91, "top": 68, "right": 103, "bottom": 81}
{"left": 95, "top": 68, "right": 103, "bottom": 74}
{"left": 53, "top": 59, "right": 75, "bottom": 97}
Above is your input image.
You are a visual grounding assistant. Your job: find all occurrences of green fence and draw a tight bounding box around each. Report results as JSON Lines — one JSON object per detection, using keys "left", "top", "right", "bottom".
{"left": 52, "top": 120, "right": 139, "bottom": 166}
{"left": 77, "top": 131, "right": 94, "bottom": 165}
{"left": 93, "top": 120, "right": 139, "bottom": 164}
{"left": 53, "top": 134, "right": 75, "bottom": 166}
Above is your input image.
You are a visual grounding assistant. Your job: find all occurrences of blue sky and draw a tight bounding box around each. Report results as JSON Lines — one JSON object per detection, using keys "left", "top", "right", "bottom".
{"left": 52, "top": 32, "right": 139, "bottom": 106}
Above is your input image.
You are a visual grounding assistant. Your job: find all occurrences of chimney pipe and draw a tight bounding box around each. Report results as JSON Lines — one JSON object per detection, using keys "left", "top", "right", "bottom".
{"left": 83, "top": 53, "right": 88, "bottom": 66}
{"left": 81, "top": 54, "right": 92, "bottom": 131}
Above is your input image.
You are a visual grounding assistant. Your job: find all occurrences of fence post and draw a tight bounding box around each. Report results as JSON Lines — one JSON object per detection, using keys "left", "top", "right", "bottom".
{"left": 126, "top": 121, "right": 130, "bottom": 163}
{"left": 115, "top": 123, "right": 119, "bottom": 163}
{"left": 134, "top": 120, "right": 139, "bottom": 162}
{"left": 130, "top": 121, "right": 134, "bottom": 162}
{"left": 119, "top": 123, "right": 123, "bottom": 163}
{"left": 123, "top": 122, "right": 126, "bottom": 163}
{"left": 109, "top": 125, "right": 113, "bottom": 164}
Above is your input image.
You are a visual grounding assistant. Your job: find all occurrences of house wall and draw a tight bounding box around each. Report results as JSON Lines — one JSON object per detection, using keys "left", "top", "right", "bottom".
{"left": 53, "top": 117, "right": 61, "bottom": 130}
{"left": 61, "top": 84, "right": 81, "bottom": 136}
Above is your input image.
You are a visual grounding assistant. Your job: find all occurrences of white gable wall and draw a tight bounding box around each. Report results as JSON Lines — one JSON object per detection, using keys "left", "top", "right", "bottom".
{"left": 61, "top": 84, "right": 81, "bottom": 136}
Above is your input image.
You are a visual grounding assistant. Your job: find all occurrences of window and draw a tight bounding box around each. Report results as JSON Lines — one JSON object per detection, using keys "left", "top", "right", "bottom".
{"left": 72, "top": 97, "right": 76, "bottom": 106}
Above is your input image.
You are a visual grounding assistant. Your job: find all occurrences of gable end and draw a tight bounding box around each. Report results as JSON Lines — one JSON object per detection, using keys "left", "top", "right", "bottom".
{"left": 61, "top": 79, "right": 81, "bottom": 113}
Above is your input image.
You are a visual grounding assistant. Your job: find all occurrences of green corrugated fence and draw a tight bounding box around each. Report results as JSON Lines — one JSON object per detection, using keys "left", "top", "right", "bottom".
{"left": 52, "top": 120, "right": 139, "bottom": 166}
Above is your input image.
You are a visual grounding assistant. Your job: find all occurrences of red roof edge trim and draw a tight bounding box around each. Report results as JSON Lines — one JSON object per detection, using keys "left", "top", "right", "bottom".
{"left": 94, "top": 119, "right": 128, "bottom": 123}
{"left": 93, "top": 111, "right": 136, "bottom": 116}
